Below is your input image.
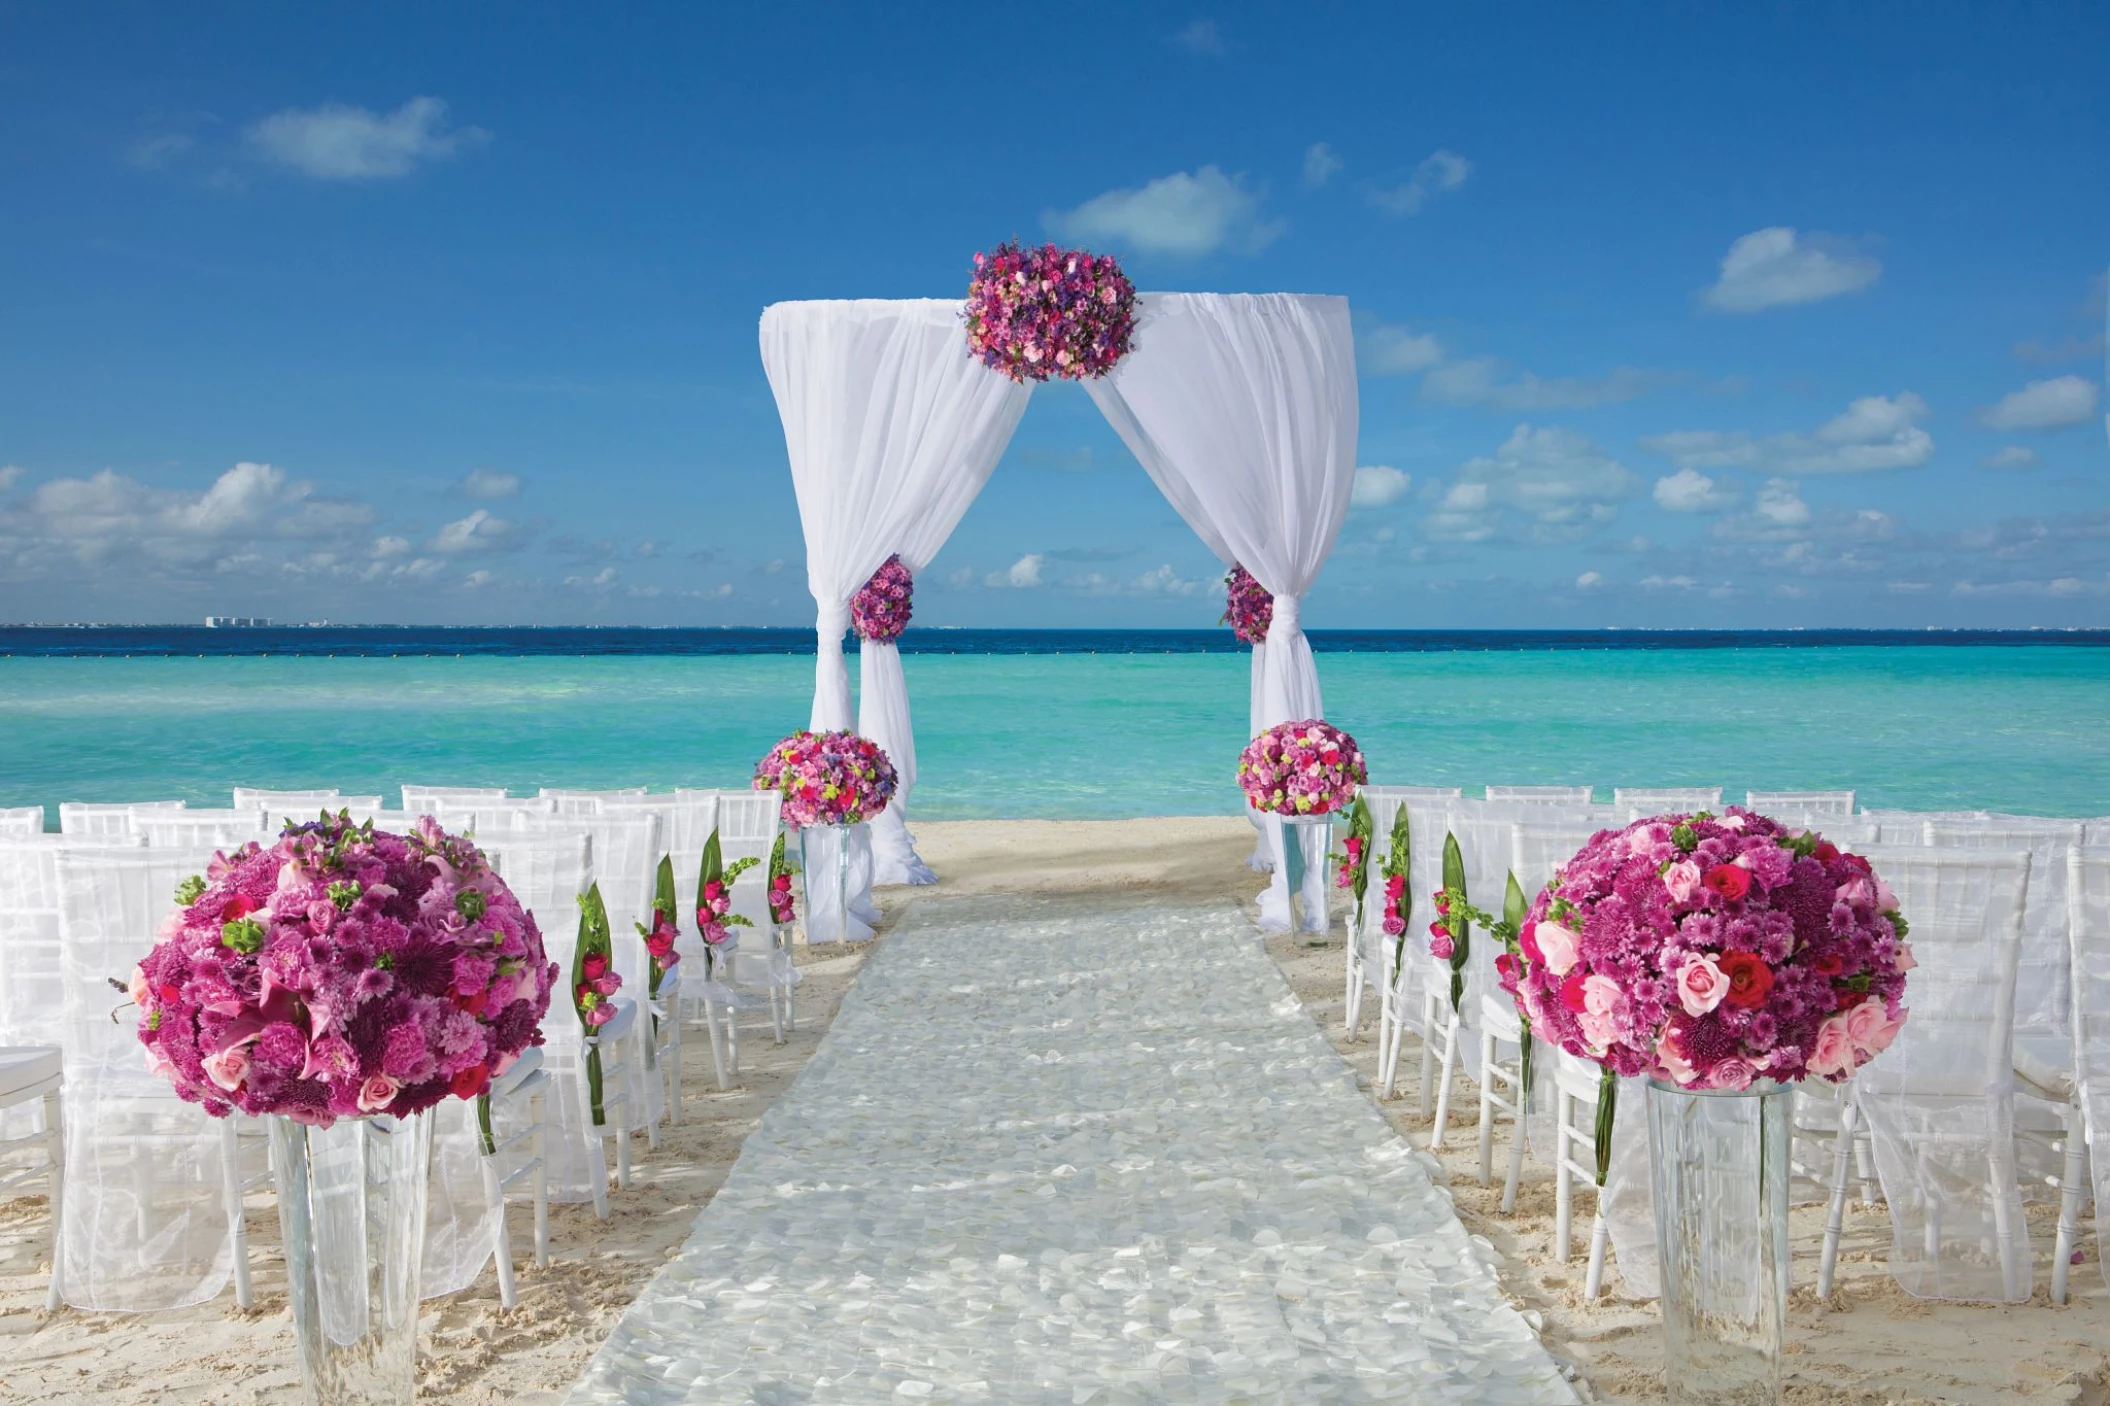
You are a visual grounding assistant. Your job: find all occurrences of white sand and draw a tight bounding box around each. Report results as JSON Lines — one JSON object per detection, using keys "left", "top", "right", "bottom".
{"left": 1, "top": 815, "right": 2103, "bottom": 1403}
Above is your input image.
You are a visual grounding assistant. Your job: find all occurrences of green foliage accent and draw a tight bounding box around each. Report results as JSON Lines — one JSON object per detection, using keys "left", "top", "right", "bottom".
{"left": 476, "top": 1092, "right": 496, "bottom": 1157}
{"left": 1670, "top": 823, "right": 1698, "bottom": 853}
{"left": 1502, "top": 870, "right": 1535, "bottom": 1105}
{"left": 573, "top": 883, "right": 613, "bottom": 1125}
{"left": 174, "top": 875, "right": 206, "bottom": 907}
{"left": 455, "top": 888, "right": 487, "bottom": 920}
{"left": 220, "top": 917, "right": 265, "bottom": 953}
{"left": 328, "top": 879, "right": 362, "bottom": 912}
{"left": 1440, "top": 832, "right": 1470, "bottom": 1013}
{"left": 1594, "top": 1065, "right": 1617, "bottom": 1187}
{"left": 1382, "top": 803, "right": 1413, "bottom": 985}
{"left": 1345, "top": 792, "right": 1374, "bottom": 921}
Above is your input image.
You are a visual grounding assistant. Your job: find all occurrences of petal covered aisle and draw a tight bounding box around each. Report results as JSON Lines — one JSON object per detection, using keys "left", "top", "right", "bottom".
{"left": 567, "top": 894, "right": 1577, "bottom": 1404}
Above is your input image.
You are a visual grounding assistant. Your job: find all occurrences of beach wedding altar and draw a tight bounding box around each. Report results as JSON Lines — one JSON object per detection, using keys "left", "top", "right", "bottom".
{"left": 2, "top": 242, "right": 2104, "bottom": 1406}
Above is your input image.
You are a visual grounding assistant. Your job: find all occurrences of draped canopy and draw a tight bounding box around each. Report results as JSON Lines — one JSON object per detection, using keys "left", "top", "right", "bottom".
{"left": 759, "top": 291, "right": 1358, "bottom": 932}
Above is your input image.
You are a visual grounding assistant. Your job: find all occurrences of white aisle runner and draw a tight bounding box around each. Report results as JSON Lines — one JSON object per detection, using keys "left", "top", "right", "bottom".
{"left": 568, "top": 896, "right": 1577, "bottom": 1405}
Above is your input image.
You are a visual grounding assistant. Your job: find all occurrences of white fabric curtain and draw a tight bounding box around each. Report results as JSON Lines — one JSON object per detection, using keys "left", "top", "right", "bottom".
{"left": 1085, "top": 293, "right": 1358, "bottom": 930}
{"left": 761, "top": 299, "right": 1032, "bottom": 924}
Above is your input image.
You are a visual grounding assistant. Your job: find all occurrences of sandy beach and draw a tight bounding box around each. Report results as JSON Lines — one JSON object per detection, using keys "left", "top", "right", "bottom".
{"left": 2, "top": 816, "right": 2103, "bottom": 1403}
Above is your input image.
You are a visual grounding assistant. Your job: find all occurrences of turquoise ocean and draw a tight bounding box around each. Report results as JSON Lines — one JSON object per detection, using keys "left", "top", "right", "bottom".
{"left": 3, "top": 630, "right": 2107, "bottom": 824}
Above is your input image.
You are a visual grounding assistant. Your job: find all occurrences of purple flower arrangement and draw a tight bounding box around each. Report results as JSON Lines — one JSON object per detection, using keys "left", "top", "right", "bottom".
{"left": 1222, "top": 565, "right": 1273, "bottom": 644}
{"left": 1498, "top": 809, "right": 1913, "bottom": 1091}
{"left": 852, "top": 555, "right": 914, "bottom": 643}
{"left": 964, "top": 241, "right": 1136, "bottom": 383}
{"left": 753, "top": 729, "right": 898, "bottom": 828}
{"left": 1238, "top": 720, "right": 1367, "bottom": 817}
{"left": 135, "top": 812, "right": 556, "bottom": 1126}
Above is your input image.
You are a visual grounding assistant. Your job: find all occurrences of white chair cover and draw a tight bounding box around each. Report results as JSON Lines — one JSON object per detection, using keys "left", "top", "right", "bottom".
{"left": 1924, "top": 817, "right": 2083, "bottom": 1069}
{"left": 1613, "top": 787, "right": 1722, "bottom": 815}
{"left": 131, "top": 809, "right": 269, "bottom": 848}
{"left": 1852, "top": 845, "right": 2033, "bottom": 1301}
{"left": 0, "top": 806, "right": 45, "bottom": 838}
{"left": 230, "top": 787, "right": 341, "bottom": 810}
{"left": 760, "top": 298, "right": 1034, "bottom": 912}
{"left": 482, "top": 832, "right": 601, "bottom": 1204}
{"left": 1085, "top": 292, "right": 1358, "bottom": 932}
{"left": 1745, "top": 790, "right": 1855, "bottom": 816}
{"left": 59, "top": 800, "right": 184, "bottom": 836}
{"left": 2068, "top": 847, "right": 2110, "bottom": 1278}
{"left": 540, "top": 787, "right": 646, "bottom": 818}
{"left": 1485, "top": 786, "right": 1594, "bottom": 804}
{"left": 54, "top": 846, "right": 235, "bottom": 1310}
{"left": 399, "top": 785, "right": 507, "bottom": 815}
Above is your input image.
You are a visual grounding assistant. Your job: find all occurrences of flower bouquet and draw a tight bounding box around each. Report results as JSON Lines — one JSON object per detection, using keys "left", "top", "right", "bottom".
{"left": 852, "top": 555, "right": 914, "bottom": 643}
{"left": 635, "top": 857, "right": 680, "bottom": 1043}
{"left": 1496, "top": 808, "right": 1911, "bottom": 1398}
{"left": 766, "top": 831, "right": 797, "bottom": 927}
{"left": 135, "top": 811, "right": 555, "bottom": 1406}
{"left": 694, "top": 830, "right": 758, "bottom": 957}
{"left": 1237, "top": 720, "right": 1366, "bottom": 817}
{"left": 964, "top": 240, "right": 1136, "bottom": 383}
{"left": 1222, "top": 564, "right": 1273, "bottom": 644}
{"left": 571, "top": 883, "right": 620, "bottom": 1124}
{"left": 752, "top": 729, "right": 897, "bottom": 828}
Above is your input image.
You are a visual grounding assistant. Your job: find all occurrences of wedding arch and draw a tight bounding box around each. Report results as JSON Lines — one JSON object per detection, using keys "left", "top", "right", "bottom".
{"left": 758, "top": 288, "right": 1359, "bottom": 937}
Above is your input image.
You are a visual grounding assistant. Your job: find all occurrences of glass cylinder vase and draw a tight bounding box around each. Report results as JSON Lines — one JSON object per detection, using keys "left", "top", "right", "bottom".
{"left": 1646, "top": 1078, "right": 1791, "bottom": 1406}
{"left": 1286, "top": 815, "right": 1336, "bottom": 937}
{"left": 797, "top": 822, "right": 852, "bottom": 946}
{"left": 270, "top": 1111, "right": 434, "bottom": 1406}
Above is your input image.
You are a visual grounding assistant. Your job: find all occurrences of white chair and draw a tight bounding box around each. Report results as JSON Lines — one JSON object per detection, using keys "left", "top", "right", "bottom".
{"left": 429, "top": 796, "right": 557, "bottom": 838}
{"left": 580, "top": 998, "right": 643, "bottom": 1193}
{"left": 539, "top": 816, "right": 665, "bottom": 1138}
{"left": 1747, "top": 789, "right": 1856, "bottom": 816}
{"left": 1486, "top": 785, "right": 1594, "bottom": 804}
{"left": 477, "top": 1047, "right": 550, "bottom": 1308}
{"left": 1341, "top": 788, "right": 1460, "bottom": 1042}
{"left": 2055, "top": 846, "right": 2109, "bottom": 1303}
{"left": 54, "top": 847, "right": 267, "bottom": 1311}
{"left": 1551, "top": 1050, "right": 1613, "bottom": 1299}
{"left": 230, "top": 787, "right": 340, "bottom": 809}
{"left": 58, "top": 800, "right": 184, "bottom": 837}
{"left": 130, "top": 808, "right": 269, "bottom": 848}
{"left": 482, "top": 832, "right": 611, "bottom": 1216}
{"left": 0, "top": 1045, "right": 64, "bottom": 1310}
{"left": 1798, "top": 1078, "right": 1879, "bottom": 1296}
{"left": 692, "top": 796, "right": 793, "bottom": 1084}
{"left": 1614, "top": 787, "right": 1723, "bottom": 816}
{"left": 399, "top": 784, "right": 507, "bottom": 815}
{"left": 646, "top": 964, "right": 684, "bottom": 1126}
{"left": 0, "top": 807, "right": 44, "bottom": 838}
{"left": 1828, "top": 846, "right": 2033, "bottom": 1303}
{"left": 539, "top": 787, "right": 647, "bottom": 818}
{"left": 1375, "top": 800, "right": 1464, "bottom": 1103}
{"left": 1860, "top": 808, "right": 1990, "bottom": 845}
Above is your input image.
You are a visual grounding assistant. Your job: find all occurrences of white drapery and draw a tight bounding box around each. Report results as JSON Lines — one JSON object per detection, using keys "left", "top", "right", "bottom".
{"left": 1085, "top": 293, "right": 1359, "bottom": 930}
{"left": 761, "top": 299, "right": 1033, "bottom": 929}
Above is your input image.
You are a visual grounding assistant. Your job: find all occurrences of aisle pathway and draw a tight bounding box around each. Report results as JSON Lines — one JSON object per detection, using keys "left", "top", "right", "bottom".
{"left": 568, "top": 895, "right": 1578, "bottom": 1404}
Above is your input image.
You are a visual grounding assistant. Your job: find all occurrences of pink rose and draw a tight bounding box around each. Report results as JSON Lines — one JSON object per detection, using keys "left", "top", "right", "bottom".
{"left": 1655, "top": 1026, "right": 1698, "bottom": 1086}
{"left": 1582, "top": 973, "right": 1623, "bottom": 1018}
{"left": 356, "top": 1074, "right": 401, "bottom": 1113}
{"left": 583, "top": 1001, "right": 615, "bottom": 1027}
{"left": 1578, "top": 1008, "right": 1620, "bottom": 1053}
{"left": 1894, "top": 942, "right": 1916, "bottom": 972}
{"left": 1676, "top": 952, "right": 1729, "bottom": 1017}
{"left": 1535, "top": 920, "right": 1582, "bottom": 977}
{"left": 1807, "top": 1015, "right": 1855, "bottom": 1079}
{"left": 1663, "top": 861, "right": 1702, "bottom": 906}
{"left": 127, "top": 964, "right": 151, "bottom": 1008}
{"left": 1709, "top": 1057, "right": 1757, "bottom": 1091}
{"left": 1875, "top": 877, "right": 1898, "bottom": 912}
{"left": 1843, "top": 998, "right": 1887, "bottom": 1054}
{"left": 203, "top": 1044, "right": 251, "bottom": 1093}
{"left": 1858, "top": 1004, "right": 1906, "bottom": 1058}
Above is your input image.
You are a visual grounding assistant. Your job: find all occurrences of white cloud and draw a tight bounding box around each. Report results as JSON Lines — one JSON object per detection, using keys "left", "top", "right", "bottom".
{"left": 1702, "top": 227, "right": 1881, "bottom": 312}
{"left": 458, "top": 468, "right": 521, "bottom": 500}
{"left": 1362, "top": 321, "right": 1444, "bottom": 375}
{"left": 1429, "top": 425, "right": 1642, "bottom": 542}
{"left": 432, "top": 508, "right": 513, "bottom": 553}
{"left": 563, "top": 566, "right": 617, "bottom": 588}
{"left": 1351, "top": 465, "right": 1412, "bottom": 508}
{"left": 371, "top": 535, "right": 411, "bottom": 559}
{"left": 1045, "top": 166, "right": 1279, "bottom": 257}
{"left": 1981, "top": 446, "right": 2040, "bottom": 471}
{"left": 0, "top": 465, "right": 20, "bottom": 493}
{"left": 0, "top": 461, "right": 376, "bottom": 581}
{"left": 1172, "top": 19, "right": 1224, "bottom": 55}
{"left": 1575, "top": 570, "right": 1603, "bottom": 590}
{"left": 1423, "top": 356, "right": 1670, "bottom": 410}
{"left": 126, "top": 132, "right": 194, "bottom": 170}
{"left": 1652, "top": 467, "right": 1738, "bottom": 512}
{"left": 1130, "top": 563, "right": 1208, "bottom": 595}
{"left": 1367, "top": 149, "right": 1471, "bottom": 216}
{"left": 1302, "top": 142, "right": 1342, "bottom": 189}
{"left": 985, "top": 553, "right": 1044, "bottom": 588}
{"left": 1753, "top": 479, "right": 1812, "bottom": 529}
{"left": 1641, "top": 392, "right": 1933, "bottom": 475}
{"left": 1979, "top": 375, "right": 2098, "bottom": 430}
{"left": 247, "top": 96, "right": 487, "bottom": 181}
{"left": 463, "top": 569, "right": 493, "bottom": 589}
{"left": 1640, "top": 574, "right": 1698, "bottom": 590}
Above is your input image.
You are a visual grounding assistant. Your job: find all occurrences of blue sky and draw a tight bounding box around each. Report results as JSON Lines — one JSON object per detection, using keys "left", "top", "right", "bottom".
{"left": 2, "top": 3, "right": 2105, "bottom": 628}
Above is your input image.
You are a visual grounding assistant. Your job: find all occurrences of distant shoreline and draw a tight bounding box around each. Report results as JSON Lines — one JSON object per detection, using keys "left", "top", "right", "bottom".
{"left": 3, "top": 625, "right": 2109, "bottom": 658}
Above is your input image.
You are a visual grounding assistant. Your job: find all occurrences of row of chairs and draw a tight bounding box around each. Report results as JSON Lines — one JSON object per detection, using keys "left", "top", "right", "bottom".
{"left": 1339, "top": 786, "right": 2110, "bottom": 1307}
{"left": 0, "top": 783, "right": 796, "bottom": 1315}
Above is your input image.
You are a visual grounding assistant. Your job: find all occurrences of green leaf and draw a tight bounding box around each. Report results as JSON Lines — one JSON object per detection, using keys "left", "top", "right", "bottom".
{"left": 1594, "top": 1065, "right": 1617, "bottom": 1186}
{"left": 476, "top": 1091, "right": 496, "bottom": 1156}
{"left": 1502, "top": 870, "right": 1528, "bottom": 944}
{"left": 698, "top": 828, "right": 725, "bottom": 898}
{"left": 174, "top": 874, "right": 206, "bottom": 907}
{"left": 572, "top": 882, "right": 613, "bottom": 1126}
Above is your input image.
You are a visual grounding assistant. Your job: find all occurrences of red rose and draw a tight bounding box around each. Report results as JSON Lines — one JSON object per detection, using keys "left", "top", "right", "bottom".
{"left": 1812, "top": 842, "right": 1840, "bottom": 863}
{"left": 1494, "top": 952, "right": 1519, "bottom": 988}
{"left": 454, "top": 987, "right": 490, "bottom": 1018}
{"left": 1813, "top": 951, "right": 1844, "bottom": 976}
{"left": 450, "top": 1064, "right": 490, "bottom": 1100}
{"left": 1703, "top": 864, "right": 1752, "bottom": 902}
{"left": 1718, "top": 951, "right": 1774, "bottom": 1009}
{"left": 1559, "top": 969, "right": 1590, "bottom": 1013}
{"left": 1519, "top": 920, "right": 1542, "bottom": 964}
{"left": 582, "top": 951, "right": 609, "bottom": 980}
{"left": 221, "top": 893, "right": 261, "bottom": 922}
{"left": 1429, "top": 921, "right": 1448, "bottom": 940}
{"left": 1433, "top": 893, "right": 1450, "bottom": 915}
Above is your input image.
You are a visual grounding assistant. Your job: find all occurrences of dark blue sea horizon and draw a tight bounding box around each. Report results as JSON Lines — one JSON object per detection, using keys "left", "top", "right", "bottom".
{"left": 3, "top": 624, "right": 2108, "bottom": 658}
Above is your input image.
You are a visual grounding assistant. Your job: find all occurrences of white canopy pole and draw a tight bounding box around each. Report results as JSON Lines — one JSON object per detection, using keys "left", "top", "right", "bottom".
{"left": 1086, "top": 292, "right": 1359, "bottom": 931}
{"left": 760, "top": 299, "right": 1031, "bottom": 929}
